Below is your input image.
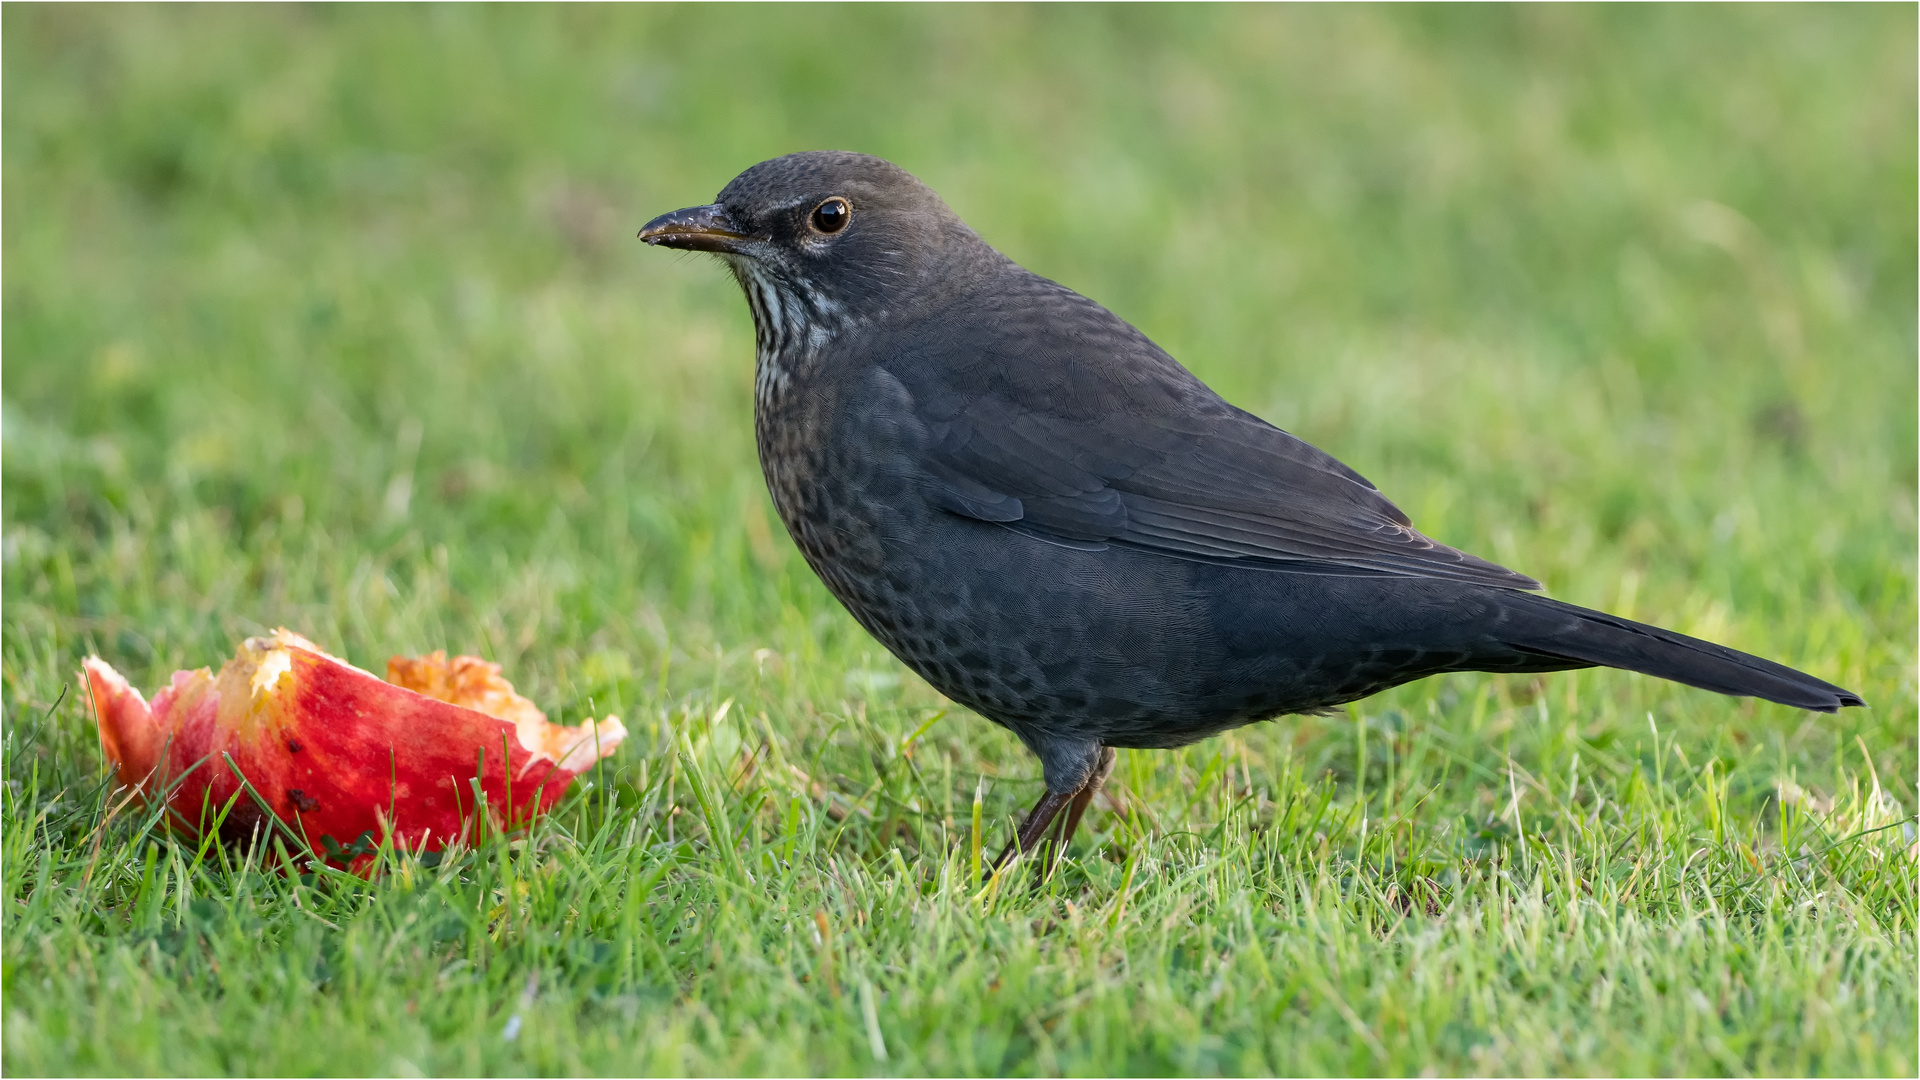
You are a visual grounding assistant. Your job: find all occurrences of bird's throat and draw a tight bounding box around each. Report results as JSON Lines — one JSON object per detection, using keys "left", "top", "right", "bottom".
{"left": 729, "top": 258, "right": 846, "bottom": 411}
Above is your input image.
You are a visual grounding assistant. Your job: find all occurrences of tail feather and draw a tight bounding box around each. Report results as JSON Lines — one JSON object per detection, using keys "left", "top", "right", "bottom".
{"left": 1500, "top": 594, "right": 1864, "bottom": 713}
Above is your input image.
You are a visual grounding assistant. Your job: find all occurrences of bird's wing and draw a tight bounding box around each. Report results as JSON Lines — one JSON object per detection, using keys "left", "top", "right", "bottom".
{"left": 893, "top": 282, "right": 1539, "bottom": 590}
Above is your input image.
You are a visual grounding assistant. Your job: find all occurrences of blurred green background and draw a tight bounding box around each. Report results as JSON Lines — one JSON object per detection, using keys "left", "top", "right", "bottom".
{"left": 4, "top": 5, "right": 1914, "bottom": 1075}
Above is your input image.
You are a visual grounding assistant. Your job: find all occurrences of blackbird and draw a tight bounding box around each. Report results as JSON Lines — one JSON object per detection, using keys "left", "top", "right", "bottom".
{"left": 640, "top": 151, "right": 1863, "bottom": 867}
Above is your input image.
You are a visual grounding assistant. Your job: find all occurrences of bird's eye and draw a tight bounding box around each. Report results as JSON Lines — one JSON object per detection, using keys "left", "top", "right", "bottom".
{"left": 810, "top": 197, "right": 851, "bottom": 234}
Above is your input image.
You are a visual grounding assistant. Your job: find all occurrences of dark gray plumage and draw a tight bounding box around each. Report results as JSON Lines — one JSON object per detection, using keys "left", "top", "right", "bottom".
{"left": 640, "top": 151, "right": 1863, "bottom": 864}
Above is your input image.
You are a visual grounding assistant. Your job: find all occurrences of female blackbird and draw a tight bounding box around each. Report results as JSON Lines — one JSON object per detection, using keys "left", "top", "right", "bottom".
{"left": 640, "top": 151, "right": 1862, "bottom": 867}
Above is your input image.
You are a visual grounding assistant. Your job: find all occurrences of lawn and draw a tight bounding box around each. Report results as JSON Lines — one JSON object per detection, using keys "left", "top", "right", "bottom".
{"left": 4, "top": 5, "right": 1915, "bottom": 1075}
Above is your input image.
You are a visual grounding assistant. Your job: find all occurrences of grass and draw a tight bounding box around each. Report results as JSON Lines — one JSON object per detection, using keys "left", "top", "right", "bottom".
{"left": 3, "top": 5, "right": 1915, "bottom": 1075}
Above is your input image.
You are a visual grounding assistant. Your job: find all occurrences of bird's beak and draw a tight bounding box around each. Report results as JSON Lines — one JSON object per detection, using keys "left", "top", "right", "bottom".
{"left": 637, "top": 204, "right": 749, "bottom": 253}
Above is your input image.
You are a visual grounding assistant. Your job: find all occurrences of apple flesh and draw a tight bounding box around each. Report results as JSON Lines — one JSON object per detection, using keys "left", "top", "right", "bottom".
{"left": 82, "top": 630, "right": 626, "bottom": 870}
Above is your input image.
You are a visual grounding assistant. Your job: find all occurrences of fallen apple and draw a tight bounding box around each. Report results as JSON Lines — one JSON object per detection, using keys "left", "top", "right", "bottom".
{"left": 82, "top": 629, "right": 626, "bottom": 870}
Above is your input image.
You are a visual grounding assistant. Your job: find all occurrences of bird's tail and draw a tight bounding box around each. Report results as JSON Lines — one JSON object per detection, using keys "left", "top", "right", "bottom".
{"left": 1494, "top": 592, "right": 1864, "bottom": 713}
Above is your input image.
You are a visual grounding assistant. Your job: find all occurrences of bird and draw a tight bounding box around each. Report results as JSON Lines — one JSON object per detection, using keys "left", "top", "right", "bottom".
{"left": 639, "top": 150, "right": 1864, "bottom": 869}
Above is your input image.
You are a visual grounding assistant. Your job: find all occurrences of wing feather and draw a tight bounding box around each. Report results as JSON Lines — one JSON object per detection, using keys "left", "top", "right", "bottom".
{"left": 885, "top": 273, "right": 1540, "bottom": 591}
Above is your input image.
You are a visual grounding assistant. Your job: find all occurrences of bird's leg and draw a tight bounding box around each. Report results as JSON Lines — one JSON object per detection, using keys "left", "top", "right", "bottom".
{"left": 991, "top": 746, "right": 1117, "bottom": 874}
{"left": 1053, "top": 745, "right": 1117, "bottom": 855}
{"left": 991, "top": 789, "right": 1076, "bottom": 871}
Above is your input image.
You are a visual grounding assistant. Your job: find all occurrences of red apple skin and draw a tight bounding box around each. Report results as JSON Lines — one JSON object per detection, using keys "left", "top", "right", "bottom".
{"left": 84, "top": 633, "right": 622, "bottom": 870}
{"left": 88, "top": 663, "right": 218, "bottom": 813}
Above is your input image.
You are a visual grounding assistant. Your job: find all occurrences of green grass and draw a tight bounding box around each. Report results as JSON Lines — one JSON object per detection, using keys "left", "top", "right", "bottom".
{"left": 4, "top": 5, "right": 1915, "bottom": 1075}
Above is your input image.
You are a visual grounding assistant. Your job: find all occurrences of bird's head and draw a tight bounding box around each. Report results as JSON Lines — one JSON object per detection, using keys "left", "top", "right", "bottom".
{"left": 640, "top": 152, "right": 988, "bottom": 355}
